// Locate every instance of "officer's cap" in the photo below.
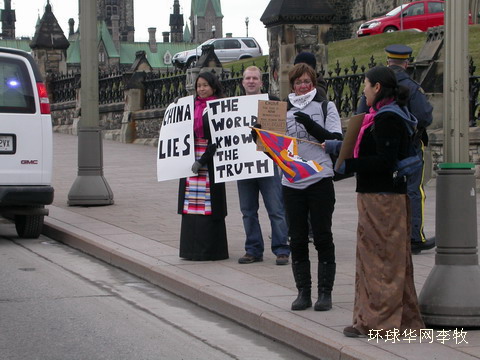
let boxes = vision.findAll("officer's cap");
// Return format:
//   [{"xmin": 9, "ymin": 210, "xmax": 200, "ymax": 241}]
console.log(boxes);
[{"xmin": 385, "ymin": 44, "xmax": 413, "ymax": 60}]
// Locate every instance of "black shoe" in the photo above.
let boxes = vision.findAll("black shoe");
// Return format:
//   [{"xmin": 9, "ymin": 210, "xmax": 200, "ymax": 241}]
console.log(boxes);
[
  {"xmin": 411, "ymin": 237, "xmax": 436, "ymax": 255},
  {"xmin": 343, "ymin": 326, "xmax": 366, "ymax": 338},
  {"xmin": 238, "ymin": 253, "xmax": 263, "ymax": 264}
]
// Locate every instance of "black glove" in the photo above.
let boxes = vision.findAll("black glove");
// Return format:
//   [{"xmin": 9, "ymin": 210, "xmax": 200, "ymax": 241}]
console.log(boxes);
[
  {"xmin": 294, "ymin": 111, "xmax": 315, "ymax": 130},
  {"xmin": 251, "ymin": 123, "xmax": 262, "ymax": 143},
  {"xmin": 294, "ymin": 111, "xmax": 342, "ymax": 143},
  {"xmin": 199, "ymin": 143, "xmax": 217, "ymax": 165},
  {"xmin": 191, "ymin": 161, "xmax": 202, "ymax": 174}
]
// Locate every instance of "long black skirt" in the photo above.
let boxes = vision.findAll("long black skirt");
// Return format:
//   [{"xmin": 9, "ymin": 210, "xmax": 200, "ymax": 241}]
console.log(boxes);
[{"xmin": 179, "ymin": 214, "xmax": 228, "ymax": 261}]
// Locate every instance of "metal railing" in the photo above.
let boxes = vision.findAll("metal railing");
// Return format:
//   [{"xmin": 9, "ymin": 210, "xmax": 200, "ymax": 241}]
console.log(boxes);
[{"xmin": 48, "ymin": 56, "xmax": 480, "ymax": 126}]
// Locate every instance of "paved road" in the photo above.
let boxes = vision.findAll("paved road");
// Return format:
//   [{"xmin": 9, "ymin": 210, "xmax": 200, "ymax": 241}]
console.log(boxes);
[{"xmin": 0, "ymin": 221, "xmax": 313, "ymax": 360}]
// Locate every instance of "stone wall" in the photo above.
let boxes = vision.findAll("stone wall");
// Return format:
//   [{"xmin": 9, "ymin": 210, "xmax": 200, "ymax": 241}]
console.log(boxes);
[
  {"xmin": 327, "ymin": 0, "xmax": 400, "ymax": 41},
  {"xmin": 267, "ymin": 23, "xmax": 330, "ymax": 100},
  {"xmin": 33, "ymin": 49, "xmax": 67, "ymax": 79}
]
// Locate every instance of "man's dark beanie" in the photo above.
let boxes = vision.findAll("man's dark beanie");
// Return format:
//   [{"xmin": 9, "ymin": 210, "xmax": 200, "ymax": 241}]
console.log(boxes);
[{"xmin": 294, "ymin": 52, "xmax": 317, "ymax": 69}]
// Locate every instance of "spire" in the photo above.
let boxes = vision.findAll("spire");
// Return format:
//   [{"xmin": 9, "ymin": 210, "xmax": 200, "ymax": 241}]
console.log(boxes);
[
  {"xmin": 170, "ymin": 0, "xmax": 184, "ymax": 42},
  {"xmin": 30, "ymin": 0, "xmax": 69, "ymax": 50},
  {"xmin": 1, "ymin": 0, "xmax": 16, "ymax": 39}
]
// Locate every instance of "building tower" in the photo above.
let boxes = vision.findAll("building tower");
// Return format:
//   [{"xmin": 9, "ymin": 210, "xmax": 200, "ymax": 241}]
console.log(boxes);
[
  {"xmin": 190, "ymin": 0, "xmax": 223, "ymax": 44},
  {"xmin": 0, "ymin": 0, "xmax": 16, "ymax": 39},
  {"xmin": 170, "ymin": 0, "xmax": 184, "ymax": 43},
  {"xmin": 93, "ymin": 0, "xmax": 134, "ymax": 42}
]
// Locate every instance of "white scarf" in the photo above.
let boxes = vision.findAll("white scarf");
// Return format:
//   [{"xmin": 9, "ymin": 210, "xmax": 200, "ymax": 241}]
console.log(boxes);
[{"xmin": 288, "ymin": 88, "xmax": 317, "ymax": 110}]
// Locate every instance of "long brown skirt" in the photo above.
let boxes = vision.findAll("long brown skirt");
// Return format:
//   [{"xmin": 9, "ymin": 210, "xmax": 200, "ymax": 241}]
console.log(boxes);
[{"xmin": 353, "ymin": 193, "xmax": 424, "ymax": 336}]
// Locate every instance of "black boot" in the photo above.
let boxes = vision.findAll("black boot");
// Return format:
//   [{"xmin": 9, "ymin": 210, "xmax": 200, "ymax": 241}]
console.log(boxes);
[
  {"xmin": 291, "ymin": 260, "xmax": 312, "ymax": 311},
  {"xmin": 314, "ymin": 262, "xmax": 336, "ymax": 311}
]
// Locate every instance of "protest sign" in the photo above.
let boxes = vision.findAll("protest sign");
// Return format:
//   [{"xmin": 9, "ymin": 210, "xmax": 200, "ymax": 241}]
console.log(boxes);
[
  {"xmin": 207, "ymin": 94, "xmax": 274, "ymax": 183},
  {"xmin": 157, "ymin": 95, "xmax": 195, "ymax": 181},
  {"xmin": 335, "ymin": 113, "xmax": 365, "ymax": 170},
  {"xmin": 256, "ymin": 100, "xmax": 287, "ymax": 151}
]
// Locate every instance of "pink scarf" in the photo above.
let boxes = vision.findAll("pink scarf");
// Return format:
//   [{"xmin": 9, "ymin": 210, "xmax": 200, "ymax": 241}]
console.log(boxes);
[
  {"xmin": 194, "ymin": 96, "xmax": 216, "ymax": 138},
  {"xmin": 353, "ymin": 98, "xmax": 393, "ymax": 158}
]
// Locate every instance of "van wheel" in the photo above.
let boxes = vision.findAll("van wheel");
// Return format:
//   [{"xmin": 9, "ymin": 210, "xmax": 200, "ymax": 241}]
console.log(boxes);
[
  {"xmin": 186, "ymin": 57, "xmax": 198, "ymax": 68},
  {"xmin": 15, "ymin": 215, "xmax": 44, "ymax": 239}
]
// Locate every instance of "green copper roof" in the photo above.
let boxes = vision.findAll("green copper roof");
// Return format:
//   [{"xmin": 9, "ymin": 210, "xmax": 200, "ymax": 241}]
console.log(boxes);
[
  {"xmin": 191, "ymin": 0, "xmax": 223, "ymax": 17},
  {"xmin": 98, "ymin": 20, "xmax": 119, "ymax": 58},
  {"xmin": 0, "ymin": 39, "xmax": 31, "ymax": 52},
  {"xmin": 119, "ymin": 42, "xmax": 198, "ymax": 67},
  {"xmin": 66, "ymin": 39, "xmax": 198, "ymax": 68}
]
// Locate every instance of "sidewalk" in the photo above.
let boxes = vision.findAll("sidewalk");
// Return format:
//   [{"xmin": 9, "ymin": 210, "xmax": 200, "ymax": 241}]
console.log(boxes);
[{"xmin": 44, "ymin": 133, "xmax": 480, "ymax": 360}]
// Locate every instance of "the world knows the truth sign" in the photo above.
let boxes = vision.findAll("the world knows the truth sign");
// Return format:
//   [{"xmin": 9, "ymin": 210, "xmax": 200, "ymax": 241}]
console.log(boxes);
[{"xmin": 207, "ymin": 94, "xmax": 274, "ymax": 183}]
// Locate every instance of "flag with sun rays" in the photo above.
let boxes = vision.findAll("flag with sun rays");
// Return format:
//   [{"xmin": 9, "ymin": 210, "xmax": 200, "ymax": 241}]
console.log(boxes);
[{"xmin": 253, "ymin": 128, "xmax": 323, "ymax": 183}]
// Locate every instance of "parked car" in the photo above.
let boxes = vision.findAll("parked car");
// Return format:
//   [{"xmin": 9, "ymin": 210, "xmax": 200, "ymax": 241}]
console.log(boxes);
[
  {"xmin": 357, "ymin": 0, "xmax": 449, "ymax": 36},
  {"xmin": 0, "ymin": 47, "xmax": 54, "ymax": 238},
  {"xmin": 172, "ymin": 37, "xmax": 262, "ymax": 68}
]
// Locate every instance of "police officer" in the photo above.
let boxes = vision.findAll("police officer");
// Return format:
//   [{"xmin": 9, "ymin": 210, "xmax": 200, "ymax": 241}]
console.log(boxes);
[{"xmin": 357, "ymin": 44, "xmax": 435, "ymax": 254}]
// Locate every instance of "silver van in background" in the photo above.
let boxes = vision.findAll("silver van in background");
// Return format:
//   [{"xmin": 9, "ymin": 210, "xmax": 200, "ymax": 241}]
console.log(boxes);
[{"xmin": 172, "ymin": 37, "xmax": 263, "ymax": 69}]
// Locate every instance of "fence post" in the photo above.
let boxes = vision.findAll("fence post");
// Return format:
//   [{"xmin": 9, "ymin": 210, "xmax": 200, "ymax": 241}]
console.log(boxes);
[{"xmin": 120, "ymin": 71, "xmax": 145, "ymax": 143}]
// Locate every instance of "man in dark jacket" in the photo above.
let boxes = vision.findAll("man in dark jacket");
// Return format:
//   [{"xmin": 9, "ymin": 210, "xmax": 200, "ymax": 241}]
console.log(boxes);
[{"xmin": 357, "ymin": 44, "xmax": 435, "ymax": 254}]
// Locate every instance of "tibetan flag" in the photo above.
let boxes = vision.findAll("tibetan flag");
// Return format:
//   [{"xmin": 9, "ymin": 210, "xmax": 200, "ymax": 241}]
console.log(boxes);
[{"xmin": 253, "ymin": 128, "xmax": 323, "ymax": 183}]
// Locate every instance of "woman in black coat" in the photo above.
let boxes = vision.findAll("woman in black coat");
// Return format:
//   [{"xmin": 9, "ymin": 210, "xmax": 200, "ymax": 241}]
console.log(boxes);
[{"xmin": 177, "ymin": 72, "xmax": 228, "ymax": 261}]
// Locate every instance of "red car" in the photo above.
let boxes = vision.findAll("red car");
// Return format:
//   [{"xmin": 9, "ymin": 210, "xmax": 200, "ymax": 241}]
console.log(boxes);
[{"xmin": 357, "ymin": 0, "xmax": 447, "ymax": 36}]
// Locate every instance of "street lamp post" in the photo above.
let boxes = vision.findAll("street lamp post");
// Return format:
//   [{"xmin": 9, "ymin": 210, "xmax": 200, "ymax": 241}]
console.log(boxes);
[
  {"xmin": 418, "ymin": 0, "xmax": 480, "ymax": 326},
  {"xmin": 211, "ymin": 25, "xmax": 216, "ymax": 38},
  {"xmin": 245, "ymin": 17, "xmax": 249, "ymax": 37},
  {"xmin": 68, "ymin": 0, "xmax": 114, "ymax": 206}
]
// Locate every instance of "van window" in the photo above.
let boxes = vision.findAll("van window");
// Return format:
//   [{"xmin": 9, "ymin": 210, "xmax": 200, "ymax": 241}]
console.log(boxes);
[
  {"xmin": 242, "ymin": 39, "xmax": 257, "ymax": 48},
  {"xmin": 224, "ymin": 39, "xmax": 241, "ymax": 49},
  {"xmin": 0, "ymin": 58, "xmax": 35, "ymax": 114},
  {"xmin": 212, "ymin": 40, "xmax": 225, "ymax": 49}
]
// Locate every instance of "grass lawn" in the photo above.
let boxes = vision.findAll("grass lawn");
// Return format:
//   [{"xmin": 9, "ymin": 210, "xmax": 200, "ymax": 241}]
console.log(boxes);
[{"xmin": 223, "ymin": 25, "xmax": 480, "ymax": 75}]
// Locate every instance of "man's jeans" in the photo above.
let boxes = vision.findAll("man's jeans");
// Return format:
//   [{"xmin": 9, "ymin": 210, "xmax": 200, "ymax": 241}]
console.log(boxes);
[{"xmin": 237, "ymin": 168, "xmax": 290, "ymax": 257}]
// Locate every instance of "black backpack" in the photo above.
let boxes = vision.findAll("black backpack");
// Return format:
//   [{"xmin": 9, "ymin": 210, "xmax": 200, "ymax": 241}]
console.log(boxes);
[
  {"xmin": 376, "ymin": 104, "xmax": 422, "ymax": 182},
  {"xmin": 320, "ymin": 101, "xmax": 354, "ymax": 181}
]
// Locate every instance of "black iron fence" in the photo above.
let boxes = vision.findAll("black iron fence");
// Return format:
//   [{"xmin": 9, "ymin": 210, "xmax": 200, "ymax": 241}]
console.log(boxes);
[{"xmin": 48, "ymin": 57, "xmax": 480, "ymax": 126}]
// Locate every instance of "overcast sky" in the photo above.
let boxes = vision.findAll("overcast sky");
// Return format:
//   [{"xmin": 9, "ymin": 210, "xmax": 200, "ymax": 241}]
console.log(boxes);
[{"xmin": 7, "ymin": 0, "xmax": 271, "ymax": 51}]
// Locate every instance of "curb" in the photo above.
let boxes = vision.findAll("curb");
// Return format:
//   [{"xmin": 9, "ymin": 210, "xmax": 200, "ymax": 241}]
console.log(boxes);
[{"xmin": 42, "ymin": 215, "xmax": 402, "ymax": 360}]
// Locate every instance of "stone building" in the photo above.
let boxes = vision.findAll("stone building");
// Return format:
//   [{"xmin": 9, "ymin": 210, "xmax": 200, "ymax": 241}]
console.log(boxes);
[
  {"xmin": 190, "ymin": 0, "xmax": 223, "ymax": 43},
  {"xmin": 95, "ymin": 0, "xmax": 135, "ymax": 42},
  {"xmin": 170, "ymin": 0, "xmax": 185, "ymax": 42},
  {"xmin": 0, "ymin": 0, "xmax": 15, "ymax": 39},
  {"xmin": 29, "ymin": 1, "xmax": 70, "ymax": 77}
]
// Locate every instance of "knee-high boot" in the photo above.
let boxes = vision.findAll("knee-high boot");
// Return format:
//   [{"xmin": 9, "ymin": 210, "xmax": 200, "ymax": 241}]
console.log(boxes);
[
  {"xmin": 314, "ymin": 262, "xmax": 336, "ymax": 311},
  {"xmin": 291, "ymin": 260, "xmax": 312, "ymax": 311}
]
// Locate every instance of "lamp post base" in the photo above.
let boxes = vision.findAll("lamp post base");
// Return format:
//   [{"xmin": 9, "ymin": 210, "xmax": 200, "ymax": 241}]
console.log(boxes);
[
  {"xmin": 68, "ymin": 175, "xmax": 114, "ymax": 206},
  {"xmin": 419, "ymin": 264, "xmax": 480, "ymax": 326},
  {"xmin": 419, "ymin": 167, "xmax": 480, "ymax": 327}
]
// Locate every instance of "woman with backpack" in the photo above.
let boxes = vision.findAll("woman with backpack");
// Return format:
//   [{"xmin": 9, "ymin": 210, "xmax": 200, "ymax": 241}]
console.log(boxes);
[
  {"xmin": 331, "ymin": 65, "xmax": 424, "ymax": 337},
  {"xmin": 284, "ymin": 63, "xmax": 343, "ymax": 312}
]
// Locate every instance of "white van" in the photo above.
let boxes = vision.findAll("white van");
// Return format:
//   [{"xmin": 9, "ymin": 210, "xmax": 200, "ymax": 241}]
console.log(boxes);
[{"xmin": 0, "ymin": 47, "xmax": 54, "ymax": 238}]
